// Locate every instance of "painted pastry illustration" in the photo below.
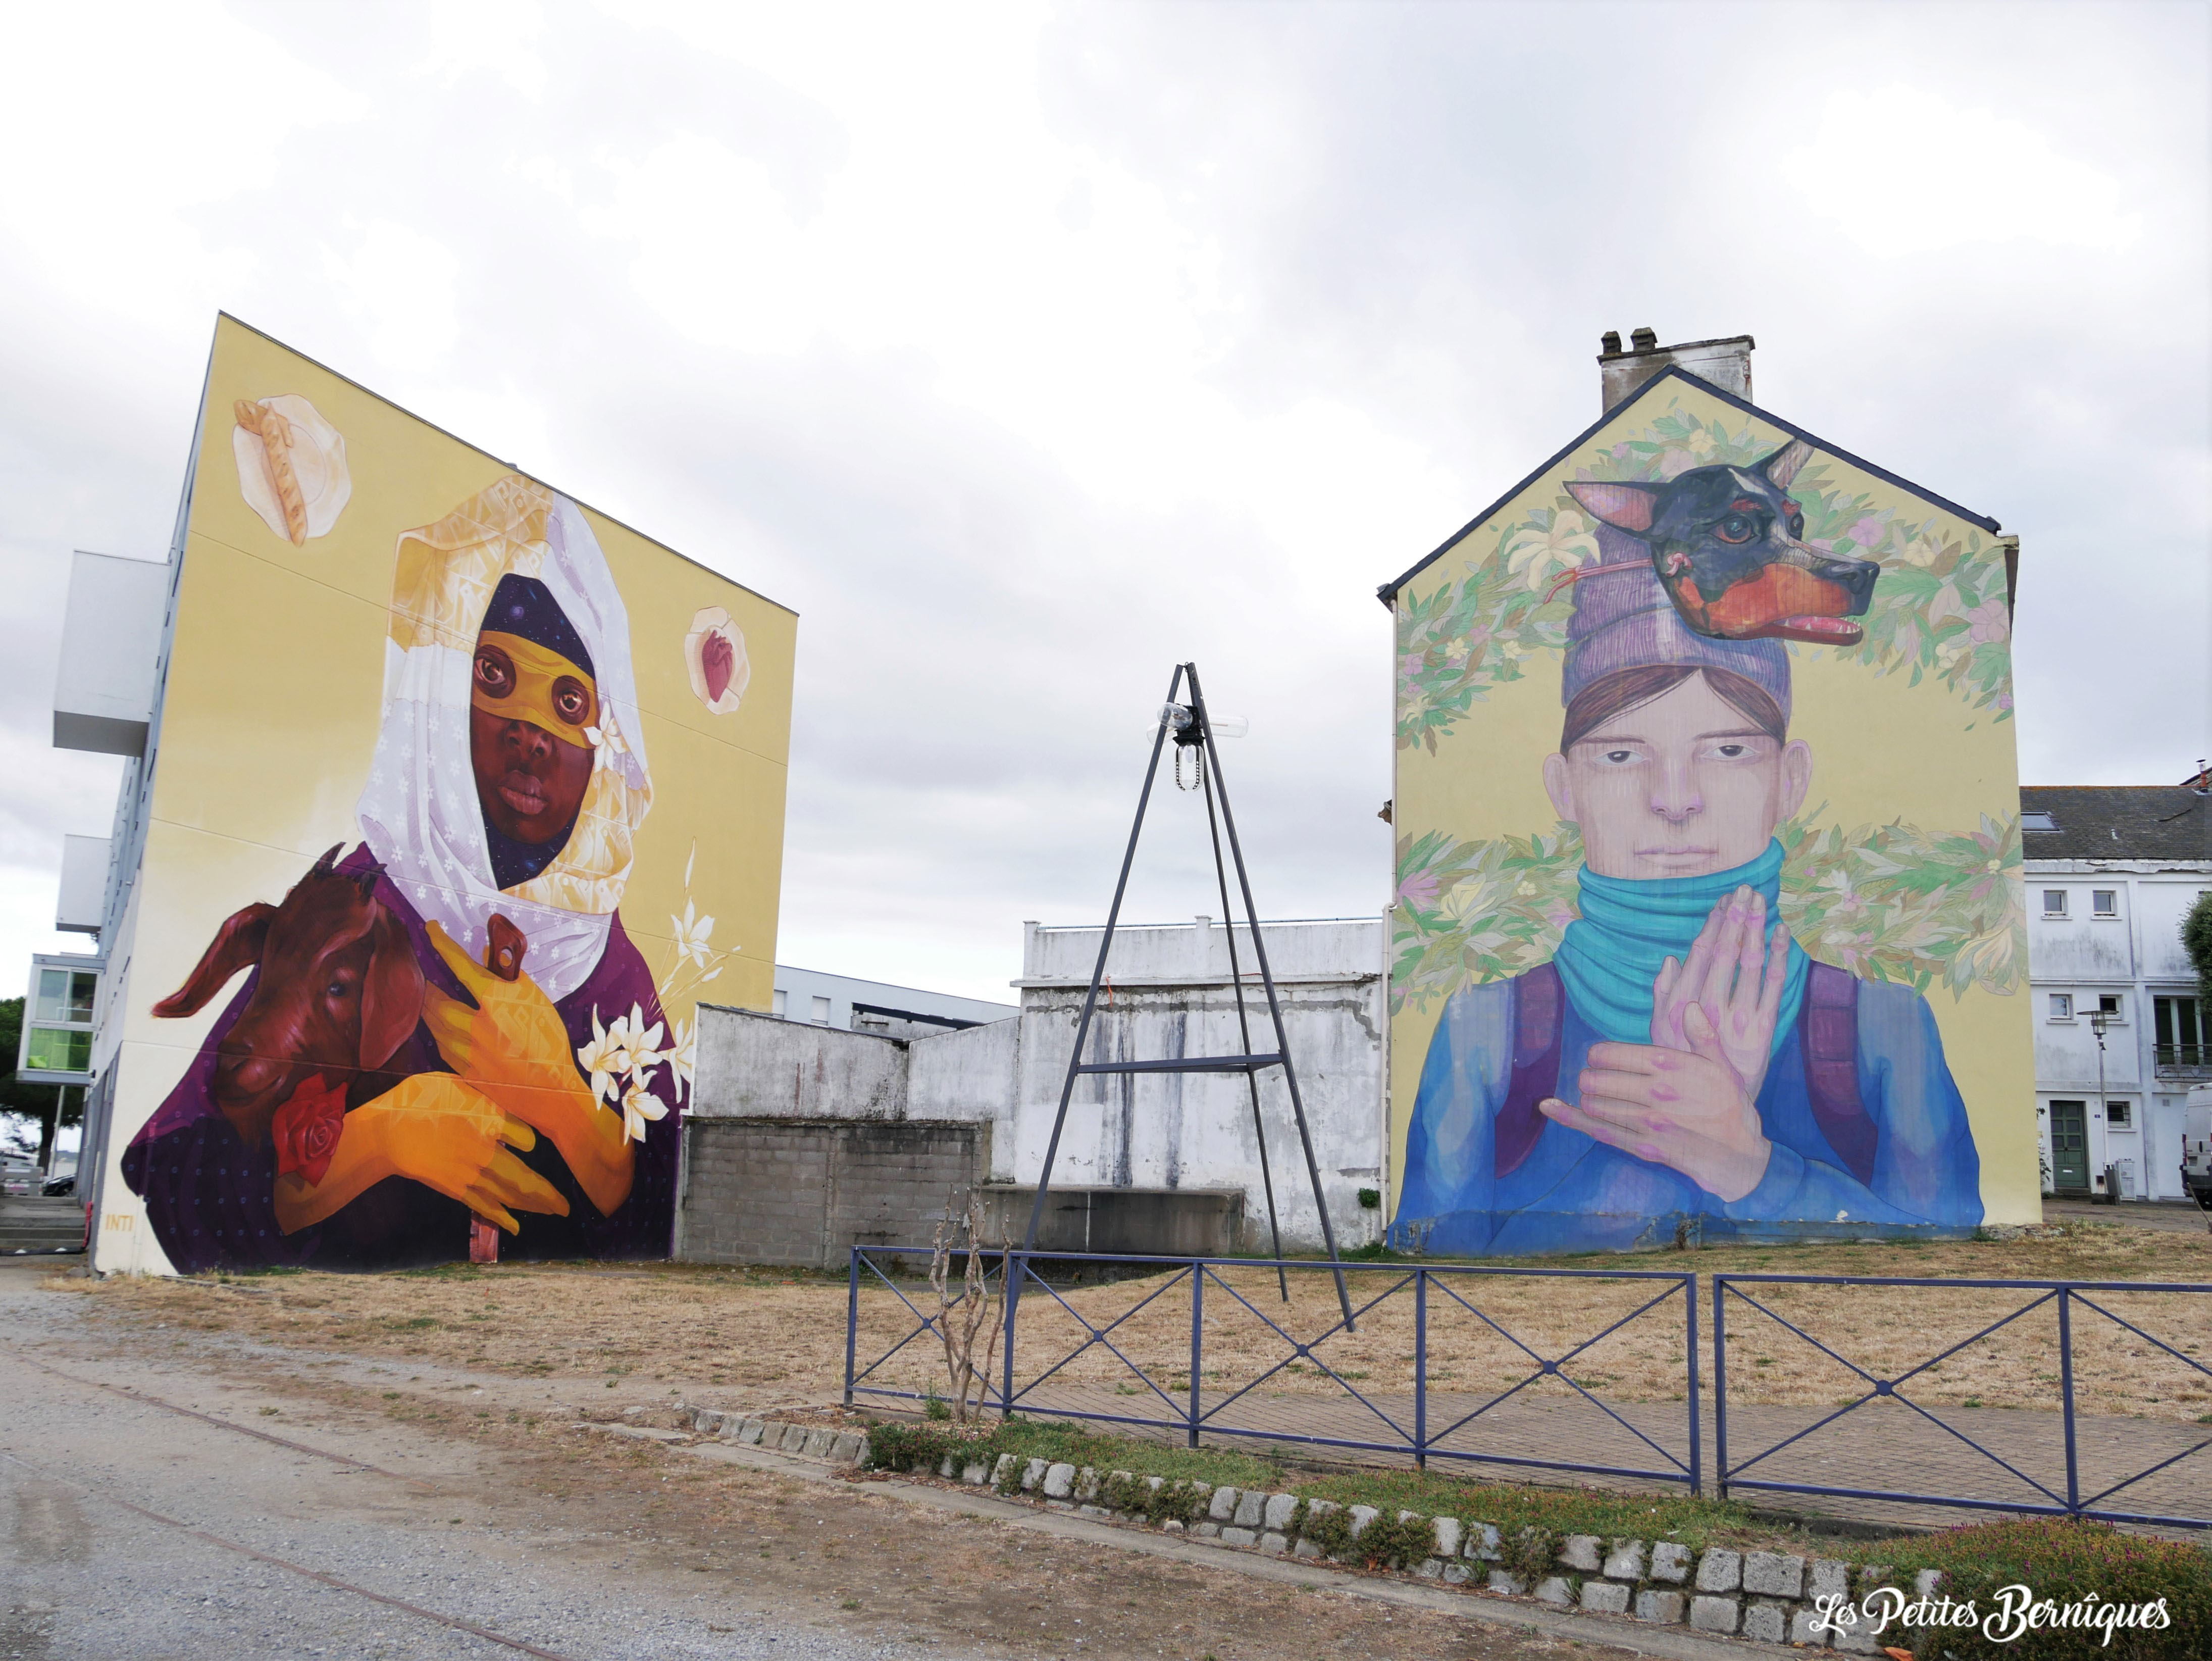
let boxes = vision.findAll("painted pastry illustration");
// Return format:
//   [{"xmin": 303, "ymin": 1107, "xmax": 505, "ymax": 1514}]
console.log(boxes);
[
  {"xmin": 232, "ymin": 395, "xmax": 351, "ymax": 545},
  {"xmin": 684, "ymin": 606, "xmax": 750, "ymax": 714}
]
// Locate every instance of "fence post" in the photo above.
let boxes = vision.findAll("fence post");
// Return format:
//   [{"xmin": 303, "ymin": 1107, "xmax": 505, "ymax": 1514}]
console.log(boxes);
[
  {"xmin": 1685, "ymin": 1273, "xmax": 1702, "ymax": 1497},
  {"xmin": 2057, "ymin": 1285, "xmax": 2080, "ymax": 1516},
  {"xmin": 844, "ymin": 1246, "xmax": 860, "ymax": 1407},
  {"xmin": 1002, "ymin": 1250, "xmax": 1020, "ymax": 1422},
  {"xmin": 1189, "ymin": 1262, "xmax": 1205, "ymax": 1449},
  {"xmin": 1711, "ymin": 1276, "xmax": 1729, "ymax": 1502},
  {"xmin": 1414, "ymin": 1268, "xmax": 1428, "ymax": 1471}
]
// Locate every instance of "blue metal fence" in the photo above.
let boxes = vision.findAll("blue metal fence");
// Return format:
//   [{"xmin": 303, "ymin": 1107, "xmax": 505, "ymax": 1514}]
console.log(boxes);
[
  {"xmin": 1714, "ymin": 1274, "xmax": 2212, "ymax": 1529},
  {"xmin": 845, "ymin": 1246, "xmax": 1702, "ymax": 1491}
]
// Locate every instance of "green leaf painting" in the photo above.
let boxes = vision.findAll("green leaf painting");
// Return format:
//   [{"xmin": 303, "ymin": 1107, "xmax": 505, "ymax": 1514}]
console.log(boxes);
[
  {"xmin": 1390, "ymin": 810, "xmax": 2026, "ymax": 1018},
  {"xmin": 1395, "ymin": 405, "xmax": 2014, "ymax": 753}
]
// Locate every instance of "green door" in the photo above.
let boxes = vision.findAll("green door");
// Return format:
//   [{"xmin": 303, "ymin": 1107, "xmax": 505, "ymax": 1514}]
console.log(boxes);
[{"xmin": 2049, "ymin": 1100, "xmax": 2090, "ymax": 1193}]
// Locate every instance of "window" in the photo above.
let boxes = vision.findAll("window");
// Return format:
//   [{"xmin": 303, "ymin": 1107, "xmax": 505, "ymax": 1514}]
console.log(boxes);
[
  {"xmin": 2092, "ymin": 889, "xmax": 2119, "ymax": 917},
  {"xmin": 2042, "ymin": 889, "xmax": 2068, "ymax": 917},
  {"xmin": 771, "ymin": 988, "xmax": 787, "ymax": 1017},
  {"xmin": 33, "ymin": 967, "xmax": 97, "ymax": 1025},
  {"xmin": 2021, "ymin": 810, "xmax": 2057, "ymax": 832},
  {"xmin": 809, "ymin": 994, "xmax": 833, "ymax": 1024},
  {"xmin": 24, "ymin": 1026, "xmax": 91, "ymax": 1072},
  {"xmin": 2155, "ymin": 995, "xmax": 2206, "ymax": 1067},
  {"xmin": 2106, "ymin": 1100, "xmax": 2133, "ymax": 1129},
  {"xmin": 16, "ymin": 955, "xmax": 102, "ymax": 1083},
  {"xmin": 2098, "ymin": 994, "xmax": 2125, "ymax": 1021},
  {"xmin": 2049, "ymin": 993, "xmax": 2074, "ymax": 1021}
]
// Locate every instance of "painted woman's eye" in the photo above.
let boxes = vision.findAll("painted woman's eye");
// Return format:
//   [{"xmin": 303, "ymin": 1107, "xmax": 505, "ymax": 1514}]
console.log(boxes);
[
  {"xmin": 1715, "ymin": 514, "xmax": 1756, "ymax": 544},
  {"xmin": 474, "ymin": 647, "xmax": 515, "ymax": 698},
  {"xmin": 552, "ymin": 676, "xmax": 592, "ymax": 726},
  {"xmin": 1603, "ymin": 748, "xmax": 1635, "ymax": 764},
  {"xmin": 1715, "ymin": 743, "xmax": 1748, "ymax": 759},
  {"xmin": 1788, "ymin": 512, "xmax": 1806, "ymax": 539}
]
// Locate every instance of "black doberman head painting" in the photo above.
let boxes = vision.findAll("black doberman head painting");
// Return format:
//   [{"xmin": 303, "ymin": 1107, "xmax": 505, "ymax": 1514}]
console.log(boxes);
[{"xmin": 1565, "ymin": 441, "xmax": 1881, "ymax": 644}]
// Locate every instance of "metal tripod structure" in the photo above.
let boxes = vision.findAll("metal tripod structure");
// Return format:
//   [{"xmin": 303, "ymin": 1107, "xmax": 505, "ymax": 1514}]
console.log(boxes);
[{"xmin": 1018, "ymin": 662, "xmax": 1354, "ymax": 1332}]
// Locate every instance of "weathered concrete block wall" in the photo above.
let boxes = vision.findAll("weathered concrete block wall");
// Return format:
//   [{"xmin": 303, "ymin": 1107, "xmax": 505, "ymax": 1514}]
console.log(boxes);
[
  {"xmin": 1010, "ymin": 917, "xmax": 1385, "ymax": 1252},
  {"xmin": 693, "ymin": 1005, "xmax": 909, "ymax": 1120},
  {"xmin": 979, "ymin": 1184, "xmax": 1244, "ymax": 1256},
  {"xmin": 906, "ymin": 1016, "xmax": 1017, "ymax": 1125},
  {"xmin": 679, "ymin": 1118, "xmax": 988, "ymax": 1269}
]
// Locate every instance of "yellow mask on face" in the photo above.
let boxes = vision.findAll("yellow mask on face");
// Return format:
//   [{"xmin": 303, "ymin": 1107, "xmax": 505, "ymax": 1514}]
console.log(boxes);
[{"xmin": 471, "ymin": 631, "xmax": 598, "ymax": 739}]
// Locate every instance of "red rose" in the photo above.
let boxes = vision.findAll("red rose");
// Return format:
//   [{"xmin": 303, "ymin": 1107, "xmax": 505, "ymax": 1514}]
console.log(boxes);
[{"xmin": 272, "ymin": 1075, "xmax": 347, "ymax": 1187}]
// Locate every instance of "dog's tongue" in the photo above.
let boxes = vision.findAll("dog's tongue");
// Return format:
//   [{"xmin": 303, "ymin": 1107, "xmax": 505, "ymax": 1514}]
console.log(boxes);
[{"xmin": 1778, "ymin": 617, "xmax": 1864, "ymax": 644}]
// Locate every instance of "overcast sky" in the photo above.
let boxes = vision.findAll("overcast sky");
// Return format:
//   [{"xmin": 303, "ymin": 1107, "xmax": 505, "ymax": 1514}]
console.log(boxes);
[{"xmin": 2, "ymin": 0, "xmax": 2205, "ymax": 1008}]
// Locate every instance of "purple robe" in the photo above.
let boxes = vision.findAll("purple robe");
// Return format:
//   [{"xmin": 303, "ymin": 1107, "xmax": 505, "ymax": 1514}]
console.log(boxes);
[{"xmin": 122, "ymin": 844, "xmax": 681, "ymax": 1272}]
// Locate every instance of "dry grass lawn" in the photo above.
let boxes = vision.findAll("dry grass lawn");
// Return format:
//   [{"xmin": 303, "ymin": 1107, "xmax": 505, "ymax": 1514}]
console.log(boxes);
[{"xmin": 71, "ymin": 1218, "xmax": 2212, "ymax": 1428}]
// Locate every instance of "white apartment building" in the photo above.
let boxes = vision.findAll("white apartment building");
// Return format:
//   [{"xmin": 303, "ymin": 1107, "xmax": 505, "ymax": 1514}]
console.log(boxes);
[{"xmin": 2023, "ymin": 782, "xmax": 2210, "ymax": 1200}]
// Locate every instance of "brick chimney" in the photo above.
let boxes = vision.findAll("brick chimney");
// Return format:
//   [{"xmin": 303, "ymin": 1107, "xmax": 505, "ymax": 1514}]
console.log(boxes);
[{"xmin": 1599, "ymin": 329, "xmax": 1754, "ymax": 413}]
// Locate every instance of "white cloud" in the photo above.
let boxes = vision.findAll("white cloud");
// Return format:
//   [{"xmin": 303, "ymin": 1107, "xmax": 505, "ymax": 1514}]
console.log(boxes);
[
  {"xmin": 0, "ymin": 0, "xmax": 2202, "ymax": 1004},
  {"xmin": 1783, "ymin": 85, "xmax": 2143, "ymax": 256}
]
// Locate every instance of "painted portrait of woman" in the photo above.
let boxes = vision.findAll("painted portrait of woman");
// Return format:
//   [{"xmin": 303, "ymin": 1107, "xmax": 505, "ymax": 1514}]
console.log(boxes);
[
  {"xmin": 1393, "ymin": 514, "xmax": 1986, "ymax": 1255},
  {"xmin": 122, "ymin": 476, "xmax": 686, "ymax": 1270}
]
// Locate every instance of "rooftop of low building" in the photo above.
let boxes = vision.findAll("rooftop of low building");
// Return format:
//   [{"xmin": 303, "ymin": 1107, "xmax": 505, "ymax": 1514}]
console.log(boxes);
[{"xmin": 2020, "ymin": 780, "xmax": 2212, "ymax": 862}]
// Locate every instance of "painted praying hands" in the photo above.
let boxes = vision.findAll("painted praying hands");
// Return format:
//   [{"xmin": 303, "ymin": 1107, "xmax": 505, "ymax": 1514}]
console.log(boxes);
[{"xmin": 1538, "ymin": 887, "xmax": 1786, "ymax": 1203}]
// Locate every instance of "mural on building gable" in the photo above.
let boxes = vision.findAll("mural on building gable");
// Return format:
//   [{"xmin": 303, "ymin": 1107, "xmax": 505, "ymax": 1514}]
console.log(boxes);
[
  {"xmin": 109, "ymin": 320, "xmax": 791, "ymax": 1273},
  {"xmin": 1387, "ymin": 381, "xmax": 2035, "ymax": 1255}
]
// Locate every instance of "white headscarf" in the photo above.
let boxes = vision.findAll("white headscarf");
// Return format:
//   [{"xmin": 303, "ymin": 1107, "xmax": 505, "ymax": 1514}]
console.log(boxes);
[{"xmin": 357, "ymin": 475, "xmax": 653, "ymax": 1003}]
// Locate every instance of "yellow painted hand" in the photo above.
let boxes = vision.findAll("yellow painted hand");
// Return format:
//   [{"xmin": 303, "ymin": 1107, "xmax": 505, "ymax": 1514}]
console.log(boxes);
[
  {"xmin": 419, "ymin": 920, "xmax": 634, "ymax": 1219},
  {"xmin": 272, "ymin": 1072, "xmax": 568, "ymax": 1236}
]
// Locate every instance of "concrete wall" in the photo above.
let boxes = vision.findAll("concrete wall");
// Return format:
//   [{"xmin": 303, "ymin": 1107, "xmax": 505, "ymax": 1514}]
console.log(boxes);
[
  {"xmin": 679, "ymin": 1118, "xmax": 988, "ymax": 1270},
  {"xmin": 1006, "ymin": 916, "xmax": 1385, "ymax": 1252},
  {"xmin": 685, "ymin": 916, "xmax": 1386, "ymax": 1259},
  {"xmin": 693, "ymin": 1004, "xmax": 912, "ymax": 1120}
]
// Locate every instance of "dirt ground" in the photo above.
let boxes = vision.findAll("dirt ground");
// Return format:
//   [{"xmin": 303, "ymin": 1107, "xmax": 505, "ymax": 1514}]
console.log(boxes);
[
  {"xmin": 72, "ymin": 1218, "xmax": 2212, "ymax": 1429},
  {"xmin": 17, "ymin": 1263, "xmax": 1621, "ymax": 1661}
]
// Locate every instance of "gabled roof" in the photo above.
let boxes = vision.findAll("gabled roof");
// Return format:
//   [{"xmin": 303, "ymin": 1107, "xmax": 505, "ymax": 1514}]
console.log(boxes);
[
  {"xmin": 1376, "ymin": 365, "xmax": 2004, "ymax": 608},
  {"xmin": 2021, "ymin": 786, "xmax": 2212, "ymax": 863}
]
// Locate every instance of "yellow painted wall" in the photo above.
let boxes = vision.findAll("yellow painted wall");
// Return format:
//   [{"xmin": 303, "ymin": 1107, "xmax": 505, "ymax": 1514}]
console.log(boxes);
[
  {"xmin": 1388, "ymin": 377, "xmax": 2038, "ymax": 1236},
  {"xmin": 97, "ymin": 316, "xmax": 794, "ymax": 1273}
]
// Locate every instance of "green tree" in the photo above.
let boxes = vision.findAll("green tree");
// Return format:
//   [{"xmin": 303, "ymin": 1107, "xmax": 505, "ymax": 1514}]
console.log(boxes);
[
  {"xmin": 0, "ymin": 997, "xmax": 81, "ymax": 1171},
  {"xmin": 2185, "ymin": 891, "xmax": 2212, "ymax": 1006}
]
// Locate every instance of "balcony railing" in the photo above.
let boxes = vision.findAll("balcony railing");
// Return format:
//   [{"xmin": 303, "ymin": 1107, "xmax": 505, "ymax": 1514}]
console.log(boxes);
[{"xmin": 2154, "ymin": 1043, "xmax": 2210, "ymax": 1078}]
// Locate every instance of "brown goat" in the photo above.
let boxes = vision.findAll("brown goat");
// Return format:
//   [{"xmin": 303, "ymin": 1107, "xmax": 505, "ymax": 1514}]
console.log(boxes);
[{"xmin": 152, "ymin": 845, "xmax": 425, "ymax": 1148}]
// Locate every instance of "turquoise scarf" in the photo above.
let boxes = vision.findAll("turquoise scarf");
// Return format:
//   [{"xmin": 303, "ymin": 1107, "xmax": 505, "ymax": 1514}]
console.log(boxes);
[{"xmin": 1552, "ymin": 839, "xmax": 1808, "ymax": 1052}]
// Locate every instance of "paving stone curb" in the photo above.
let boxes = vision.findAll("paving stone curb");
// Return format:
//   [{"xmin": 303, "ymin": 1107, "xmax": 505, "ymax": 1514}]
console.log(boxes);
[
  {"xmin": 817, "ymin": 1428, "xmax": 1916, "ymax": 1654},
  {"xmin": 682, "ymin": 1407, "xmax": 871, "ymax": 1467}
]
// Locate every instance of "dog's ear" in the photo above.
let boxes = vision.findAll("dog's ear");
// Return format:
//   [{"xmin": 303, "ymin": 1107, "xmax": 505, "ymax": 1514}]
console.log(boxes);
[
  {"xmin": 151, "ymin": 903, "xmax": 277, "ymax": 1018},
  {"xmin": 357, "ymin": 904, "xmax": 426, "ymax": 1070},
  {"xmin": 1757, "ymin": 440, "xmax": 1815, "ymax": 490},
  {"xmin": 1565, "ymin": 479, "xmax": 1660, "ymax": 534}
]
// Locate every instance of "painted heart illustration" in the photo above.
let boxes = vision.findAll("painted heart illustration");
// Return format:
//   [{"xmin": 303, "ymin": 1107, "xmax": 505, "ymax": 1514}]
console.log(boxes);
[{"xmin": 701, "ymin": 630, "xmax": 735, "ymax": 705}]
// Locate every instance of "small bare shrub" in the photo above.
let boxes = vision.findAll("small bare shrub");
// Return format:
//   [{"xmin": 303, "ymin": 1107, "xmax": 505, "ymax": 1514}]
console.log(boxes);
[{"xmin": 928, "ymin": 1190, "xmax": 1004, "ymax": 1425}]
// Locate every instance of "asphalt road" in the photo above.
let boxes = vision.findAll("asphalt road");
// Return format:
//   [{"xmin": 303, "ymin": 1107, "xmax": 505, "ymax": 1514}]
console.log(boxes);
[{"xmin": 0, "ymin": 1263, "xmax": 931, "ymax": 1661}]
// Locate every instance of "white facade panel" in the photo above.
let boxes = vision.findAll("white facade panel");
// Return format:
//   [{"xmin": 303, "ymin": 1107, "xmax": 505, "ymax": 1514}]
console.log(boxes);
[
  {"xmin": 52, "ymin": 550, "xmax": 170, "ymax": 757},
  {"xmin": 56, "ymin": 834, "xmax": 112, "ymax": 935}
]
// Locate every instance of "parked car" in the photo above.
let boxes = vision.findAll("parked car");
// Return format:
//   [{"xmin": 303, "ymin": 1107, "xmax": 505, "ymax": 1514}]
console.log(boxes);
[{"xmin": 41, "ymin": 1171, "xmax": 75, "ymax": 1197}]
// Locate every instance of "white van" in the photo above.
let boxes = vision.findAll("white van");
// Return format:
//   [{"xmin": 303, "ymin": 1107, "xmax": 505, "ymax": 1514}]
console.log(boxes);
[{"xmin": 2185, "ymin": 1085, "xmax": 2212, "ymax": 1211}]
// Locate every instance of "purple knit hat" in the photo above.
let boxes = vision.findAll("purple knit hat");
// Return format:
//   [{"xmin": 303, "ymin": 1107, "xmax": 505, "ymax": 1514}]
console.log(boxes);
[{"xmin": 1560, "ymin": 525, "xmax": 1793, "ymax": 723}]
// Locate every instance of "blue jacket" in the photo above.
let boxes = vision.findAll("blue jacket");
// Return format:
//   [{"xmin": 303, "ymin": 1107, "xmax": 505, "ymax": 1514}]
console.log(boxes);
[{"xmin": 1393, "ymin": 971, "xmax": 1983, "ymax": 1254}]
